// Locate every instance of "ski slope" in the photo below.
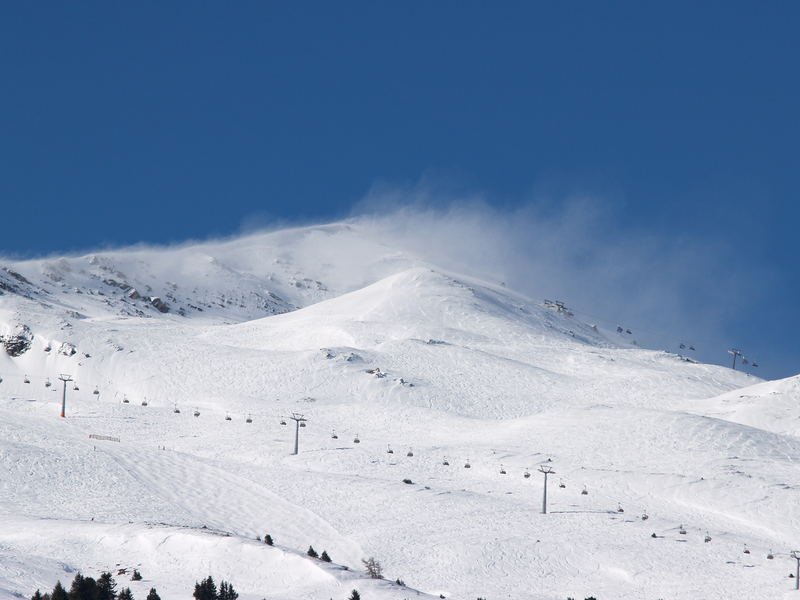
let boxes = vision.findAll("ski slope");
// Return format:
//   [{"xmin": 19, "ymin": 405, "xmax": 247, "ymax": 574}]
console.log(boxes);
[{"xmin": 1, "ymin": 222, "xmax": 797, "ymax": 600}]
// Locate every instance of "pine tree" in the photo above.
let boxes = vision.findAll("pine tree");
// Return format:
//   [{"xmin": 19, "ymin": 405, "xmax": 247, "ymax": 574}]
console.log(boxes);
[
  {"xmin": 193, "ymin": 577, "xmax": 217, "ymax": 600},
  {"xmin": 218, "ymin": 581, "xmax": 238, "ymax": 600},
  {"xmin": 51, "ymin": 582, "xmax": 68, "ymax": 600},
  {"xmin": 264, "ymin": 534, "xmax": 273, "ymax": 546},
  {"xmin": 145, "ymin": 589, "xmax": 160, "ymax": 600},
  {"xmin": 348, "ymin": 591, "xmax": 360, "ymax": 600},
  {"xmin": 320, "ymin": 551, "xmax": 331, "ymax": 563},
  {"xmin": 307, "ymin": 546, "xmax": 319, "ymax": 558},
  {"xmin": 131, "ymin": 570, "xmax": 142, "ymax": 582},
  {"xmin": 68, "ymin": 574, "xmax": 98, "ymax": 600},
  {"xmin": 117, "ymin": 589, "xmax": 134, "ymax": 600},
  {"xmin": 97, "ymin": 573, "xmax": 117, "ymax": 600},
  {"xmin": 32, "ymin": 589, "xmax": 44, "ymax": 600}
]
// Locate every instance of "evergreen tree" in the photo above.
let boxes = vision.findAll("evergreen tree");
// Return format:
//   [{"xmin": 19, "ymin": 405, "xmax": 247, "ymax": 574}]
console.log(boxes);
[
  {"xmin": 348, "ymin": 591, "xmax": 360, "ymax": 600},
  {"xmin": 130, "ymin": 571, "xmax": 142, "ymax": 582},
  {"xmin": 32, "ymin": 589, "xmax": 43, "ymax": 600},
  {"xmin": 52, "ymin": 582, "xmax": 68, "ymax": 600},
  {"xmin": 145, "ymin": 589, "xmax": 160, "ymax": 600},
  {"xmin": 193, "ymin": 577, "xmax": 217, "ymax": 600},
  {"xmin": 264, "ymin": 535, "xmax": 273, "ymax": 546},
  {"xmin": 307, "ymin": 546, "xmax": 318, "ymax": 558},
  {"xmin": 117, "ymin": 589, "xmax": 133, "ymax": 600},
  {"xmin": 68, "ymin": 575, "xmax": 99, "ymax": 600},
  {"xmin": 218, "ymin": 581, "xmax": 238, "ymax": 600},
  {"xmin": 320, "ymin": 551, "xmax": 331, "ymax": 563},
  {"xmin": 97, "ymin": 573, "xmax": 117, "ymax": 600}
]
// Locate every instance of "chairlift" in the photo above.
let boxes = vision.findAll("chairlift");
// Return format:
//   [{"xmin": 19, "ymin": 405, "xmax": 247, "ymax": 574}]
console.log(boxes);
[
  {"xmin": 499, "ymin": 465, "xmax": 506, "ymax": 475},
  {"xmin": 524, "ymin": 470, "xmax": 531, "ymax": 479},
  {"xmin": 225, "ymin": 414, "xmax": 232, "ymax": 421},
  {"xmin": 24, "ymin": 375, "xmax": 30, "ymax": 384},
  {"xmin": 767, "ymin": 550, "xmax": 774, "ymax": 560},
  {"xmin": 193, "ymin": 408, "xmax": 200, "ymax": 417},
  {"xmin": 406, "ymin": 449, "xmax": 413, "ymax": 457},
  {"xmin": 45, "ymin": 378, "xmax": 52, "ymax": 387},
  {"xmin": 704, "ymin": 532, "xmax": 712, "ymax": 543},
  {"xmin": 246, "ymin": 414, "xmax": 253, "ymax": 423},
  {"xmin": 442, "ymin": 457, "xmax": 449, "ymax": 466},
  {"xmin": 331, "ymin": 430, "xmax": 338, "ymax": 439},
  {"xmin": 93, "ymin": 386, "xmax": 100, "ymax": 395},
  {"xmin": 679, "ymin": 525, "xmax": 687, "ymax": 535},
  {"xmin": 581, "ymin": 485, "xmax": 588, "ymax": 495},
  {"xmin": 464, "ymin": 459, "xmax": 471, "ymax": 469},
  {"xmin": 353, "ymin": 434, "xmax": 360, "ymax": 443},
  {"xmin": 558, "ymin": 479, "xmax": 566, "ymax": 488},
  {"xmin": 387, "ymin": 445, "xmax": 394, "ymax": 454},
  {"xmin": 617, "ymin": 503, "xmax": 624, "ymax": 513}
]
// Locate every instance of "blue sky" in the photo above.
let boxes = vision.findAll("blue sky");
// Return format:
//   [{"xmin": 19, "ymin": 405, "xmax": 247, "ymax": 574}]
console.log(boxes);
[{"xmin": 1, "ymin": 2, "xmax": 797, "ymax": 379}]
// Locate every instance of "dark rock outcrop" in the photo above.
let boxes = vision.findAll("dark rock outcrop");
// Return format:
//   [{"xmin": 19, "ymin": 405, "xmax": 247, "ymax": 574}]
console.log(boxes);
[{"xmin": 1, "ymin": 324, "xmax": 33, "ymax": 357}]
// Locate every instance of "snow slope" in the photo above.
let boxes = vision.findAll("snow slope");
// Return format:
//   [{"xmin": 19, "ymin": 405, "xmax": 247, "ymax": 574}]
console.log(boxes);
[{"xmin": 0, "ymin": 222, "xmax": 797, "ymax": 600}]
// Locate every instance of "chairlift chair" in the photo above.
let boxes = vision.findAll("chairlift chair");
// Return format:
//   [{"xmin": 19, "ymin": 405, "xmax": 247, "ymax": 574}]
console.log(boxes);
[
  {"xmin": 464, "ymin": 459, "xmax": 471, "ymax": 469},
  {"xmin": 246, "ymin": 414, "xmax": 253, "ymax": 423},
  {"xmin": 24, "ymin": 375, "xmax": 30, "ymax": 383},
  {"xmin": 617, "ymin": 503, "xmax": 624, "ymax": 513},
  {"xmin": 45, "ymin": 378, "xmax": 52, "ymax": 387},
  {"xmin": 193, "ymin": 408, "xmax": 200, "ymax": 417},
  {"xmin": 558, "ymin": 479, "xmax": 566, "ymax": 488},
  {"xmin": 280, "ymin": 419, "xmax": 287, "ymax": 425},
  {"xmin": 93, "ymin": 386, "xmax": 100, "ymax": 395},
  {"xmin": 173, "ymin": 405, "xmax": 181, "ymax": 414},
  {"xmin": 141, "ymin": 399, "xmax": 148, "ymax": 406},
  {"xmin": 678, "ymin": 525, "xmax": 687, "ymax": 535},
  {"xmin": 524, "ymin": 470, "xmax": 531, "ymax": 479},
  {"xmin": 299, "ymin": 421, "xmax": 306, "ymax": 427},
  {"xmin": 387, "ymin": 445, "xmax": 394, "ymax": 454},
  {"xmin": 73, "ymin": 384, "xmax": 80, "ymax": 391},
  {"xmin": 353, "ymin": 434, "xmax": 360, "ymax": 443},
  {"xmin": 442, "ymin": 457, "xmax": 449, "ymax": 466},
  {"xmin": 331, "ymin": 430, "xmax": 338, "ymax": 439},
  {"xmin": 641, "ymin": 511, "xmax": 649, "ymax": 521},
  {"xmin": 407, "ymin": 449, "xmax": 413, "ymax": 457},
  {"xmin": 689, "ymin": 345, "xmax": 696, "ymax": 351},
  {"xmin": 767, "ymin": 550, "xmax": 774, "ymax": 559},
  {"xmin": 743, "ymin": 545, "xmax": 750, "ymax": 554},
  {"xmin": 581, "ymin": 485, "xmax": 588, "ymax": 495},
  {"xmin": 704, "ymin": 532, "xmax": 712, "ymax": 543},
  {"xmin": 225, "ymin": 414, "xmax": 232, "ymax": 421},
  {"xmin": 499, "ymin": 465, "xmax": 506, "ymax": 474},
  {"xmin": 122, "ymin": 395, "xmax": 130, "ymax": 404}
]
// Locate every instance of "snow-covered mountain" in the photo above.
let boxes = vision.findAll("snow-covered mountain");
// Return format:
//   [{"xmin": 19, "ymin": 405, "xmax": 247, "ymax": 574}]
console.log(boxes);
[{"xmin": 0, "ymin": 221, "xmax": 796, "ymax": 600}]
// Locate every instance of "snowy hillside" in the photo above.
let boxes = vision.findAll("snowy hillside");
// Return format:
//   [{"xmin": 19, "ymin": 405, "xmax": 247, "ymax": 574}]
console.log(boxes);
[{"xmin": 1, "ymin": 222, "xmax": 798, "ymax": 600}]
